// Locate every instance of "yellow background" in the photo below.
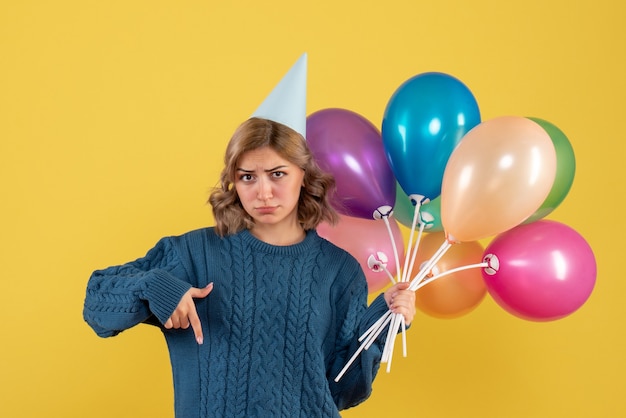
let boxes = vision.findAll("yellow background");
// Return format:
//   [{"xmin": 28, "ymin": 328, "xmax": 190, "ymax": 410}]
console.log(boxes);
[{"xmin": 1, "ymin": 1, "xmax": 623, "ymax": 417}]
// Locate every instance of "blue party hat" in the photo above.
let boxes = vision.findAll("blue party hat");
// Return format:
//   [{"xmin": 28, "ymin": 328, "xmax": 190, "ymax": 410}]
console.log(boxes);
[{"xmin": 251, "ymin": 53, "xmax": 307, "ymax": 138}]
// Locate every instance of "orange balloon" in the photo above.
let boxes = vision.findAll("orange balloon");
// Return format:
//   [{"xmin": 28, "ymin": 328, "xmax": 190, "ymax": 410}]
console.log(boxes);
[
  {"xmin": 441, "ymin": 116, "xmax": 556, "ymax": 242},
  {"xmin": 411, "ymin": 232, "xmax": 486, "ymax": 319}
]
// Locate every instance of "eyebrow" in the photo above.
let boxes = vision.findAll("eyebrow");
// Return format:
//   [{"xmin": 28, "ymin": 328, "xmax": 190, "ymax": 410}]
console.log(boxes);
[{"xmin": 236, "ymin": 165, "xmax": 288, "ymax": 173}]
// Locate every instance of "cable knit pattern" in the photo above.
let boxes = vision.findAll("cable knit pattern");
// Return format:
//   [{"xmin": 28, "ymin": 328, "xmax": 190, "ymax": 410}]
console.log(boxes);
[{"xmin": 83, "ymin": 227, "xmax": 390, "ymax": 417}]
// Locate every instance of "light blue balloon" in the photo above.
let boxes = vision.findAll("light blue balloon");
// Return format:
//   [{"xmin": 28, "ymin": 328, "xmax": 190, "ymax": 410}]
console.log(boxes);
[{"xmin": 382, "ymin": 72, "xmax": 481, "ymax": 200}]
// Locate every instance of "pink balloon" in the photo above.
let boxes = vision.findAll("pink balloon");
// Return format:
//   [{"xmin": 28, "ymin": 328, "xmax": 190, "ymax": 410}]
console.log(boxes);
[
  {"xmin": 318, "ymin": 214, "xmax": 404, "ymax": 293},
  {"xmin": 441, "ymin": 116, "xmax": 557, "ymax": 242},
  {"xmin": 307, "ymin": 108, "xmax": 396, "ymax": 220},
  {"xmin": 482, "ymin": 220, "xmax": 596, "ymax": 321}
]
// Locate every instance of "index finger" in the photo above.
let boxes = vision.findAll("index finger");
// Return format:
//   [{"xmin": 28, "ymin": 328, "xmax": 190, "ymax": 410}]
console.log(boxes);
[{"xmin": 188, "ymin": 306, "xmax": 203, "ymax": 345}]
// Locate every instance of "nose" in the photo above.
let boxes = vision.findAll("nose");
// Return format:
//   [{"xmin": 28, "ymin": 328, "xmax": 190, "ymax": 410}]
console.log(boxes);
[{"xmin": 257, "ymin": 177, "xmax": 273, "ymax": 200}]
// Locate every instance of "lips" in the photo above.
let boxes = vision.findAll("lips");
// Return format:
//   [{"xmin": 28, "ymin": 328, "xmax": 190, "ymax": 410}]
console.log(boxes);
[{"xmin": 256, "ymin": 206, "xmax": 277, "ymax": 214}]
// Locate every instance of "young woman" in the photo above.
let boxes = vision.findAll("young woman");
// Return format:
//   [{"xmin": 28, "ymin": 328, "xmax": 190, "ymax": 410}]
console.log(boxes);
[{"xmin": 83, "ymin": 117, "xmax": 415, "ymax": 417}]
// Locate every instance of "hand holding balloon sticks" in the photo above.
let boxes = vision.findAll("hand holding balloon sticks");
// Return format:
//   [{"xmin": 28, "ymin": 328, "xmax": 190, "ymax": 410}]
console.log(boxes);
[
  {"xmin": 335, "ymin": 208, "xmax": 489, "ymax": 382},
  {"xmin": 335, "ymin": 199, "xmax": 431, "ymax": 381}
]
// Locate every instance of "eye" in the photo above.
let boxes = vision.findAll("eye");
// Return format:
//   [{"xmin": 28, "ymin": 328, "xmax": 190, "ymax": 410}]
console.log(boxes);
[
  {"xmin": 271, "ymin": 171, "xmax": 286, "ymax": 179},
  {"xmin": 239, "ymin": 173, "xmax": 254, "ymax": 182}
]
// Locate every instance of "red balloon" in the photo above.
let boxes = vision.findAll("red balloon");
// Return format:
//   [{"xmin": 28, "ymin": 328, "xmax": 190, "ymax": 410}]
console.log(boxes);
[{"xmin": 318, "ymin": 214, "xmax": 404, "ymax": 293}]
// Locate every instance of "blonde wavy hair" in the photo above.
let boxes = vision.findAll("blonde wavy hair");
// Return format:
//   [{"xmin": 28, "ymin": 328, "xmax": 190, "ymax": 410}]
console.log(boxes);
[{"xmin": 209, "ymin": 117, "xmax": 339, "ymax": 236}]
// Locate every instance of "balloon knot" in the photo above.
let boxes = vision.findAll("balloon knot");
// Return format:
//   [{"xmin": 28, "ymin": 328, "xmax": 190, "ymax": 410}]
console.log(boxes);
[
  {"xmin": 373, "ymin": 205, "xmax": 394, "ymax": 220},
  {"xmin": 483, "ymin": 254, "xmax": 499, "ymax": 275}
]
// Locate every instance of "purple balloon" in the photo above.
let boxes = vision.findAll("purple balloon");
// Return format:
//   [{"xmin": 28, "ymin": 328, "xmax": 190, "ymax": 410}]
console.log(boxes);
[
  {"xmin": 482, "ymin": 220, "xmax": 596, "ymax": 322},
  {"xmin": 306, "ymin": 108, "xmax": 396, "ymax": 219}
]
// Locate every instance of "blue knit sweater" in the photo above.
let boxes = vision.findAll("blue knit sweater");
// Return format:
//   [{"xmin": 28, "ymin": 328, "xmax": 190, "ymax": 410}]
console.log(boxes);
[{"xmin": 83, "ymin": 227, "xmax": 390, "ymax": 417}]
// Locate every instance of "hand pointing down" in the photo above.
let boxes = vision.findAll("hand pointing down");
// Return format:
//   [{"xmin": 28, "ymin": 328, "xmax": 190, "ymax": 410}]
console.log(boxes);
[{"xmin": 164, "ymin": 283, "xmax": 213, "ymax": 344}]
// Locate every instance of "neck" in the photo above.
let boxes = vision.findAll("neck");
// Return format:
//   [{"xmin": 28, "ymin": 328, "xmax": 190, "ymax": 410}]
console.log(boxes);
[{"xmin": 250, "ymin": 223, "xmax": 306, "ymax": 246}]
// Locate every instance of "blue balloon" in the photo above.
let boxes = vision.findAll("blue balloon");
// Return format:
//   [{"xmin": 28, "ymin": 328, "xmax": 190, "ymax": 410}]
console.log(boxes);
[{"xmin": 382, "ymin": 72, "xmax": 481, "ymax": 200}]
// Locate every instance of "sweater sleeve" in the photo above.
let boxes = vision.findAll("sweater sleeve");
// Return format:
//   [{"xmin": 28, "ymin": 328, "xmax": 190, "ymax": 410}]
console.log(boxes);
[
  {"xmin": 83, "ymin": 237, "xmax": 193, "ymax": 338},
  {"xmin": 327, "ymin": 258, "xmax": 391, "ymax": 410}
]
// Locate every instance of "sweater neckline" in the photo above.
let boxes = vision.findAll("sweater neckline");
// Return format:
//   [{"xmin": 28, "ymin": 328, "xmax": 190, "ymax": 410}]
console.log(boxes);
[{"xmin": 238, "ymin": 228, "xmax": 319, "ymax": 256}]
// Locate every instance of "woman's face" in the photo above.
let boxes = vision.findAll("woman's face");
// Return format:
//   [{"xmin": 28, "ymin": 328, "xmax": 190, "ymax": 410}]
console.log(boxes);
[{"xmin": 234, "ymin": 146, "xmax": 305, "ymax": 231}]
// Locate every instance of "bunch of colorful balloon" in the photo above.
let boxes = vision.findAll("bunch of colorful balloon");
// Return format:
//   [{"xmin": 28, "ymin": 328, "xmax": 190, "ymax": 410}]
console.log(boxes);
[{"xmin": 306, "ymin": 72, "xmax": 597, "ymax": 379}]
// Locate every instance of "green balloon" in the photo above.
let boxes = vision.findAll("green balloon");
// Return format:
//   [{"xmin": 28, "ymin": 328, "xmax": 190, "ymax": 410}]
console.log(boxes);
[
  {"xmin": 525, "ymin": 117, "xmax": 576, "ymax": 223},
  {"xmin": 419, "ymin": 196, "xmax": 443, "ymax": 232},
  {"xmin": 393, "ymin": 182, "xmax": 443, "ymax": 232},
  {"xmin": 392, "ymin": 183, "xmax": 415, "ymax": 227}
]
